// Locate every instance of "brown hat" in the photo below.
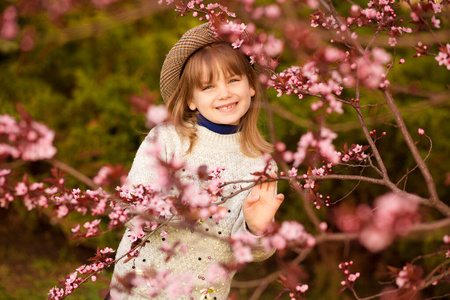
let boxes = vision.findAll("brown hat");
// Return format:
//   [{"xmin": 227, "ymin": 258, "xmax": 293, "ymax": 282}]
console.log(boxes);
[{"xmin": 160, "ymin": 23, "xmax": 222, "ymax": 103}]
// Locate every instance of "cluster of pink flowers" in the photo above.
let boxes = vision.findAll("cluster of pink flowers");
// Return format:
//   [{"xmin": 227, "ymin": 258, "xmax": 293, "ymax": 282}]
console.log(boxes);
[
  {"xmin": 338, "ymin": 261, "xmax": 360, "ymax": 292},
  {"xmin": 93, "ymin": 164, "xmax": 128, "ymax": 188},
  {"xmin": 435, "ymin": 44, "xmax": 450, "ymax": 70},
  {"xmin": 277, "ymin": 271, "xmax": 310, "ymax": 300},
  {"xmin": 337, "ymin": 143, "xmax": 369, "ymax": 163},
  {"xmin": 444, "ymin": 235, "xmax": 450, "ymax": 259},
  {"xmin": 287, "ymin": 128, "xmax": 339, "ymax": 168},
  {"xmin": 158, "ymin": 0, "xmax": 284, "ymax": 70},
  {"xmin": 10, "ymin": 178, "xmax": 52, "ymax": 211},
  {"xmin": 395, "ymin": 263, "xmax": 424, "ymax": 290},
  {"xmin": 117, "ymin": 184, "xmax": 177, "ymax": 221},
  {"xmin": 288, "ymin": 284, "xmax": 309, "ymax": 300},
  {"xmin": 124, "ymin": 269, "xmax": 194, "ymax": 298},
  {"xmin": 0, "ymin": 169, "xmax": 14, "ymax": 208},
  {"xmin": 48, "ymin": 247, "xmax": 115, "ymax": 300},
  {"xmin": 1, "ymin": 164, "xmax": 128, "ymax": 239},
  {"xmin": 0, "ymin": 6, "xmax": 18, "ymax": 40},
  {"xmin": 0, "ymin": 113, "xmax": 57, "ymax": 161},
  {"xmin": 265, "ymin": 220, "xmax": 316, "ymax": 250},
  {"xmin": 230, "ymin": 230, "xmax": 257, "ymax": 264},
  {"xmin": 229, "ymin": 220, "xmax": 315, "ymax": 265},
  {"xmin": 268, "ymin": 57, "xmax": 345, "ymax": 112},
  {"xmin": 336, "ymin": 192, "xmax": 420, "ymax": 252}
]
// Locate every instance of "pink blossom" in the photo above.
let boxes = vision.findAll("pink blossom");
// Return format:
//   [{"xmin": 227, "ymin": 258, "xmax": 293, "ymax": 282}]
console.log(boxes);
[
  {"xmin": 0, "ymin": 6, "xmax": 18, "ymax": 40},
  {"xmin": 418, "ymin": 128, "xmax": 425, "ymax": 136},
  {"xmin": 93, "ymin": 166, "xmax": 111, "ymax": 186},
  {"xmin": 0, "ymin": 144, "xmax": 20, "ymax": 159},
  {"xmin": 145, "ymin": 104, "xmax": 169, "ymax": 127},
  {"xmin": 293, "ymin": 132, "xmax": 314, "ymax": 167},
  {"xmin": 356, "ymin": 56, "xmax": 386, "ymax": 89},
  {"xmin": 206, "ymin": 263, "xmax": 229, "ymax": 284},
  {"xmin": 182, "ymin": 184, "xmax": 211, "ymax": 208},
  {"xmin": 57, "ymin": 205, "xmax": 69, "ymax": 218},
  {"xmin": 324, "ymin": 47, "xmax": 345, "ymax": 62},
  {"xmin": 317, "ymin": 128, "xmax": 339, "ymax": 164},
  {"xmin": 361, "ymin": 8, "xmax": 377, "ymax": 19},
  {"xmin": 432, "ymin": 3, "xmax": 442, "ymax": 13},
  {"xmin": 0, "ymin": 192, "xmax": 14, "ymax": 208},
  {"xmin": 431, "ymin": 15, "xmax": 440, "ymax": 29},
  {"xmin": 91, "ymin": 199, "xmax": 107, "ymax": 215},
  {"xmin": 296, "ymin": 284, "xmax": 309, "ymax": 293},
  {"xmin": 348, "ymin": 272, "xmax": 360, "ymax": 282},
  {"xmin": 100, "ymin": 247, "xmax": 115, "ymax": 255},
  {"xmin": 232, "ymin": 230, "xmax": 257, "ymax": 245},
  {"xmin": 48, "ymin": 286, "xmax": 65, "ymax": 299},
  {"xmin": 264, "ymin": 34, "xmax": 284, "ymax": 57},
  {"xmin": 288, "ymin": 167, "xmax": 298, "ymax": 177},
  {"xmin": 71, "ymin": 224, "xmax": 80, "ymax": 233},
  {"xmin": 372, "ymin": 47, "xmax": 392, "ymax": 64},
  {"xmin": 359, "ymin": 225, "xmax": 394, "ymax": 253},
  {"xmin": 15, "ymin": 182, "xmax": 28, "ymax": 196},
  {"xmin": 0, "ymin": 169, "xmax": 11, "ymax": 177},
  {"xmin": 278, "ymin": 221, "xmax": 306, "ymax": 240},
  {"xmin": 270, "ymin": 234, "xmax": 287, "ymax": 250},
  {"xmin": 388, "ymin": 37, "xmax": 397, "ymax": 47},
  {"xmin": 395, "ymin": 266, "xmax": 410, "ymax": 288},
  {"xmin": 83, "ymin": 219, "xmax": 102, "ymax": 237},
  {"xmin": 435, "ymin": 46, "xmax": 450, "ymax": 70},
  {"xmin": 232, "ymin": 242, "xmax": 254, "ymax": 263},
  {"xmin": 265, "ymin": 4, "xmax": 281, "ymax": 19}
]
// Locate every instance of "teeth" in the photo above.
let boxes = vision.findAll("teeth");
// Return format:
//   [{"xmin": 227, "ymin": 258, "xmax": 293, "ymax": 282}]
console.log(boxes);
[{"xmin": 218, "ymin": 103, "xmax": 236, "ymax": 110}]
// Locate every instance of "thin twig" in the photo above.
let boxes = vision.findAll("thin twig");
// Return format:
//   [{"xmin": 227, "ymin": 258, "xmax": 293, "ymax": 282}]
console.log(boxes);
[
  {"xmin": 396, "ymin": 134, "xmax": 433, "ymax": 187},
  {"xmin": 46, "ymin": 158, "xmax": 99, "ymax": 189},
  {"xmin": 330, "ymin": 169, "xmax": 364, "ymax": 205},
  {"xmin": 382, "ymin": 90, "xmax": 450, "ymax": 217}
]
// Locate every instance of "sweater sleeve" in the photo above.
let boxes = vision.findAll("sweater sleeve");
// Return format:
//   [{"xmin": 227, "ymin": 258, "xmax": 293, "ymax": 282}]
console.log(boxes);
[{"xmin": 126, "ymin": 125, "xmax": 171, "ymax": 188}]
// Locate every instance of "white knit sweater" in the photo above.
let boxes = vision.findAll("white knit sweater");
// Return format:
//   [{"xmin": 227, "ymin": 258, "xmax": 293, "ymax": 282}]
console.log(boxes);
[{"xmin": 110, "ymin": 124, "xmax": 275, "ymax": 300}]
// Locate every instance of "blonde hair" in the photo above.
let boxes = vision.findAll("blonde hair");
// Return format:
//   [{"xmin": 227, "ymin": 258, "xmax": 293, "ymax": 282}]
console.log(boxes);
[{"xmin": 166, "ymin": 42, "xmax": 273, "ymax": 157}]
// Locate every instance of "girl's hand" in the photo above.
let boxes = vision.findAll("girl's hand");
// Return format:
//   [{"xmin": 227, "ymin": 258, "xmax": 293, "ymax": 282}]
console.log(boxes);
[{"xmin": 242, "ymin": 173, "xmax": 284, "ymax": 235}]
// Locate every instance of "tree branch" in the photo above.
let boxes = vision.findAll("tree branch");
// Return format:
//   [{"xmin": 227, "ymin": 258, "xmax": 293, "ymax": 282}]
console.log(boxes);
[
  {"xmin": 382, "ymin": 89, "xmax": 450, "ymax": 217},
  {"xmin": 46, "ymin": 158, "xmax": 99, "ymax": 190}
]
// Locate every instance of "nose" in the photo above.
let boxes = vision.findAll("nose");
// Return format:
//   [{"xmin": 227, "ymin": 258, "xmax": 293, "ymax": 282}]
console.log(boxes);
[{"xmin": 217, "ymin": 84, "xmax": 231, "ymax": 100}]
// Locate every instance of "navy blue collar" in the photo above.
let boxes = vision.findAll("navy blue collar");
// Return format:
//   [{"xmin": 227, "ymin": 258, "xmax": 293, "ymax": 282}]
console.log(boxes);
[{"xmin": 197, "ymin": 114, "xmax": 240, "ymax": 135}]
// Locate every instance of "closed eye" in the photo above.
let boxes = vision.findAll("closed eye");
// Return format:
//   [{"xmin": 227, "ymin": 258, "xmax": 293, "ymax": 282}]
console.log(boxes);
[
  {"xmin": 201, "ymin": 85, "xmax": 214, "ymax": 91},
  {"xmin": 229, "ymin": 77, "xmax": 241, "ymax": 83}
]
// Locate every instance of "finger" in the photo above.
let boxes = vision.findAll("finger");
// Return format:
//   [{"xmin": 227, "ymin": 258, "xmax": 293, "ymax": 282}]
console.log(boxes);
[
  {"xmin": 245, "ymin": 194, "xmax": 260, "ymax": 206},
  {"xmin": 275, "ymin": 193, "xmax": 285, "ymax": 203}
]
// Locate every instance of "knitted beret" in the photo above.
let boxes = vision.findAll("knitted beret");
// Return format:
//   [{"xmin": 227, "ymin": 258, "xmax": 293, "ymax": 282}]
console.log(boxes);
[{"xmin": 160, "ymin": 23, "xmax": 222, "ymax": 103}]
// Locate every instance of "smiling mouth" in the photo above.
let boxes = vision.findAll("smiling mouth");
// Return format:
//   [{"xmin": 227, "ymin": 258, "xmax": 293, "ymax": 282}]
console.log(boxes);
[{"xmin": 217, "ymin": 102, "xmax": 237, "ymax": 111}]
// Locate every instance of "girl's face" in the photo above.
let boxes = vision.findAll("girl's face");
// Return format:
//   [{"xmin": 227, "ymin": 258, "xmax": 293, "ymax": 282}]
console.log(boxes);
[{"xmin": 188, "ymin": 65, "xmax": 255, "ymax": 125}]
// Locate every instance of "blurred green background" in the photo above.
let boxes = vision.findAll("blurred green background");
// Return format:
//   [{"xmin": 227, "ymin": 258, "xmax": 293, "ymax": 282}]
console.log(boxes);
[{"xmin": 0, "ymin": 1, "xmax": 449, "ymax": 299}]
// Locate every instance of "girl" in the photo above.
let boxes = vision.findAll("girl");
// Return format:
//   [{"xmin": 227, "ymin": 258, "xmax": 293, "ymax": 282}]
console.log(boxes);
[{"xmin": 110, "ymin": 23, "xmax": 284, "ymax": 300}]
